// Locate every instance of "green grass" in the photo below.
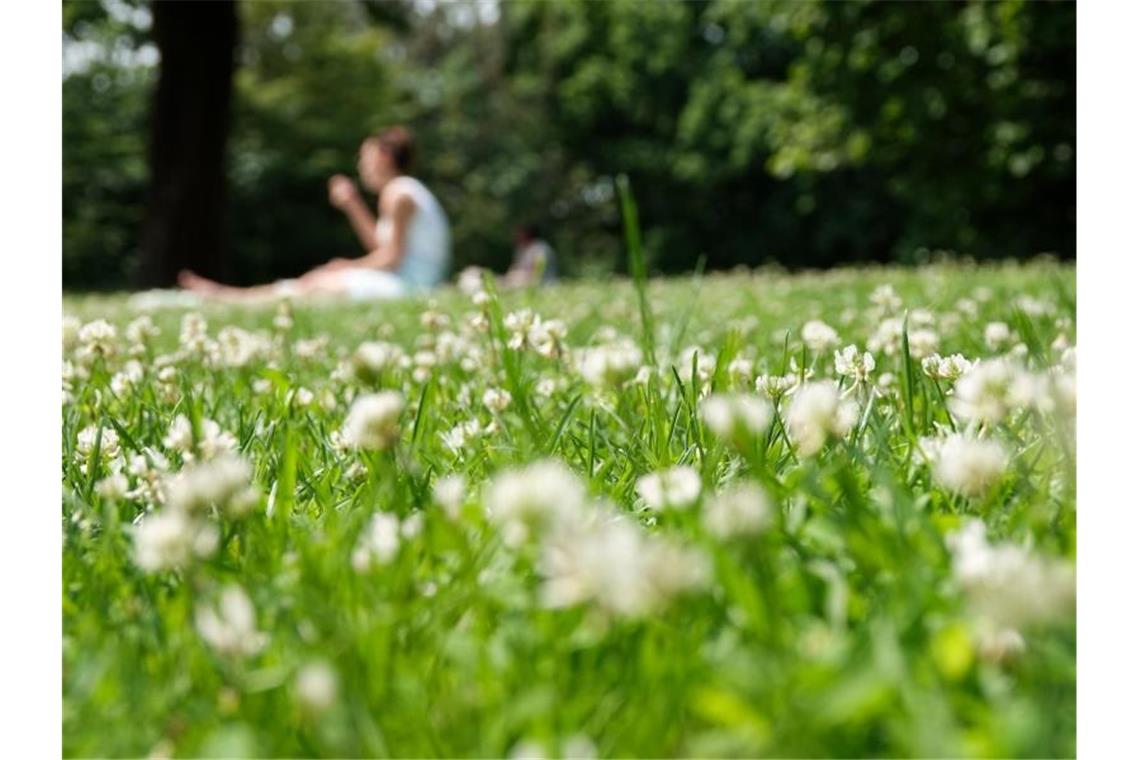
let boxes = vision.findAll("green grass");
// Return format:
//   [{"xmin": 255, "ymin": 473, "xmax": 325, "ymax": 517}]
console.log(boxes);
[{"xmin": 63, "ymin": 260, "xmax": 1075, "ymax": 758}]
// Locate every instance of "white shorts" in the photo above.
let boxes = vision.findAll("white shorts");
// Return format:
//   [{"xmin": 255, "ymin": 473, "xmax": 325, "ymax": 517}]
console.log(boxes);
[
  {"xmin": 269, "ymin": 269, "xmax": 407, "ymax": 301},
  {"xmin": 338, "ymin": 268, "xmax": 407, "ymax": 301}
]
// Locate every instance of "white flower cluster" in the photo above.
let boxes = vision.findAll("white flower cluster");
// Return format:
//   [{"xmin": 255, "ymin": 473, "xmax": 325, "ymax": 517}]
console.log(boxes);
[
  {"xmin": 636, "ymin": 466, "xmax": 702, "ymax": 511},
  {"xmin": 755, "ymin": 372, "xmax": 799, "ymax": 400},
  {"xmin": 785, "ymin": 382, "xmax": 859, "ymax": 456},
  {"xmin": 949, "ymin": 358, "xmax": 1071, "ymax": 425},
  {"xmin": 341, "ymin": 392, "xmax": 405, "ymax": 450},
  {"xmin": 134, "ymin": 454, "xmax": 257, "ymax": 572},
  {"xmin": 163, "ymin": 414, "xmax": 239, "ymax": 462},
  {"xmin": 540, "ymin": 511, "xmax": 709, "ymax": 619},
  {"xmin": 350, "ymin": 341, "xmax": 408, "ymax": 383},
  {"xmin": 946, "ymin": 520, "xmax": 1074, "ymax": 655},
  {"xmin": 352, "ymin": 511, "xmax": 423, "ymax": 571},
  {"xmin": 486, "ymin": 460, "xmax": 587, "ymax": 545},
  {"xmin": 505, "ymin": 309, "xmax": 567, "ymax": 358},
  {"xmin": 195, "ymin": 585, "xmax": 268, "ymax": 658},
  {"xmin": 921, "ymin": 352, "xmax": 975, "ymax": 381},
  {"xmin": 867, "ymin": 312, "xmax": 939, "ymax": 358},
  {"xmin": 700, "ymin": 393, "xmax": 773, "ymax": 441},
  {"xmin": 577, "ymin": 339, "xmax": 643, "ymax": 388},
  {"xmin": 702, "ymin": 482, "xmax": 773, "ymax": 539},
  {"xmin": 922, "ymin": 433, "xmax": 1008, "ymax": 497},
  {"xmin": 801, "ymin": 320, "xmax": 840, "ymax": 353},
  {"xmin": 833, "ymin": 345, "xmax": 876, "ymax": 385},
  {"xmin": 486, "ymin": 461, "xmax": 709, "ymax": 618}
]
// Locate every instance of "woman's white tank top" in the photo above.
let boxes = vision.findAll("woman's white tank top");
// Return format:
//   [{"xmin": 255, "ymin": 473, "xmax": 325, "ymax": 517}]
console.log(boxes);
[{"xmin": 376, "ymin": 176, "xmax": 451, "ymax": 289}]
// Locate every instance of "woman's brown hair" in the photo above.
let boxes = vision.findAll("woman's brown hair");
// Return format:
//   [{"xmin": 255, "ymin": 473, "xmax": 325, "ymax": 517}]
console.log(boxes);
[{"xmin": 369, "ymin": 126, "xmax": 415, "ymax": 173}]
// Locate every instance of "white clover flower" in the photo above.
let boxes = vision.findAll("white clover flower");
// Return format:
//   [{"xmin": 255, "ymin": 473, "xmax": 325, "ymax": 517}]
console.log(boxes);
[
  {"xmin": 946, "ymin": 520, "xmax": 1075, "ymax": 632},
  {"xmin": 352, "ymin": 512, "xmax": 402, "ymax": 571},
  {"xmin": 976, "ymin": 627, "xmax": 1027, "ymax": 665},
  {"xmin": 802, "ymin": 320, "xmax": 840, "ymax": 352},
  {"xmin": 728, "ymin": 357, "xmax": 755, "ymax": 385},
  {"xmin": 1015, "ymin": 295, "xmax": 1054, "ymax": 317},
  {"xmin": 125, "ymin": 315, "xmax": 160, "ymax": 350},
  {"xmin": 539, "ymin": 512, "xmax": 709, "ymax": 619},
  {"xmin": 785, "ymin": 381, "xmax": 859, "ymax": 456},
  {"xmin": 195, "ymin": 585, "xmax": 268, "ymax": 658},
  {"xmin": 955, "ymin": 298, "xmax": 978, "ymax": 318},
  {"xmin": 76, "ymin": 425, "xmax": 121, "ymax": 462},
  {"xmin": 577, "ymin": 339, "xmax": 642, "ymax": 387},
  {"xmin": 63, "ymin": 315, "xmax": 82, "ymax": 352},
  {"xmin": 401, "ymin": 512, "xmax": 425, "ymax": 539},
  {"xmin": 482, "ymin": 387, "xmax": 512, "ymax": 413},
  {"xmin": 273, "ymin": 301, "xmax": 294, "ymax": 331},
  {"xmin": 179, "ymin": 312, "xmax": 210, "ymax": 354},
  {"xmin": 293, "ymin": 336, "xmax": 329, "ymax": 361},
  {"xmin": 133, "ymin": 508, "xmax": 219, "ymax": 572},
  {"xmin": 561, "ymin": 734, "xmax": 598, "ymax": 760},
  {"xmin": 289, "ymin": 387, "xmax": 315, "ymax": 408},
  {"xmin": 163, "ymin": 415, "xmax": 237, "ymax": 461},
  {"xmin": 350, "ymin": 341, "xmax": 405, "ymax": 382},
  {"xmin": 635, "ymin": 466, "xmax": 702, "ymax": 511},
  {"xmin": 163, "ymin": 415, "xmax": 195, "ymax": 454},
  {"xmin": 441, "ymin": 418, "xmax": 483, "ymax": 456},
  {"xmin": 508, "ymin": 740, "xmax": 549, "ymax": 760},
  {"xmin": 535, "ymin": 377, "xmax": 558, "ymax": 397},
  {"xmin": 908, "ymin": 328, "xmax": 940, "ymax": 359},
  {"xmin": 867, "ymin": 317, "xmax": 904, "ymax": 356},
  {"xmin": 505, "ymin": 309, "xmax": 539, "ymax": 351},
  {"xmin": 833, "ymin": 345, "xmax": 876, "ymax": 384},
  {"xmin": 214, "ymin": 326, "xmax": 270, "ymax": 368},
  {"xmin": 921, "ymin": 353, "xmax": 975, "ymax": 382},
  {"xmin": 984, "ymin": 322, "xmax": 1013, "ymax": 351},
  {"xmin": 676, "ymin": 346, "xmax": 718, "ymax": 390},
  {"xmin": 164, "ymin": 454, "xmax": 257, "ymax": 516},
  {"xmin": 77, "ymin": 319, "xmax": 118, "ymax": 360},
  {"xmin": 929, "ymin": 434, "xmax": 1008, "ymax": 497},
  {"xmin": 433, "ymin": 474, "xmax": 466, "ymax": 520},
  {"xmin": 1052, "ymin": 370, "xmax": 1076, "ymax": 417},
  {"xmin": 529, "ymin": 318, "xmax": 566, "ymax": 359},
  {"xmin": 486, "ymin": 460, "xmax": 587, "ymax": 545},
  {"xmin": 294, "ymin": 661, "xmax": 338, "ymax": 713},
  {"xmin": 699, "ymin": 394, "xmax": 773, "ymax": 439},
  {"xmin": 632, "ymin": 365, "xmax": 654, "ymax": 386},
  {"xmin": 420, "ymin": 309, "xmax": 450, "ymax": 331},
  {"xmin": 96, "ymin": 472, "xmax": 130, "ymax": 500},
  {"xmin": 1008, "ymin": 371, "xmax": 1054, "ymax": 414},
  {"xmin": 342, "ymin": 392, "xmax": 405, "ymax": 450},
  {"xmin": 755, "ymin": 373, "xmax": 798, "ymax": 400},
  {"xmin": 870, "ymin": 284, "xmax": 902, "ymax": 311},
  {"xmin": 110, "ymin": 360, "xmax": 145, "ymax": 396},
  {"xmin": 702, "ymin": 483, "xmax": 773, "ymax": 539},
  {"xmin": 950, "ymin": 359, "xmax": 1022, "ymax": 424},
  {"xmin": 457, "ymin": 266, "xmax": 487, "ymax": 296}
]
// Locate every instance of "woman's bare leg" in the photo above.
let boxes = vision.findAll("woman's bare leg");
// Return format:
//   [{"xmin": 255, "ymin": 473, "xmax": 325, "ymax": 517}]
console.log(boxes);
[{"xmin": 178, "ymin": 269, "xmax": 347, "ymax": 302}]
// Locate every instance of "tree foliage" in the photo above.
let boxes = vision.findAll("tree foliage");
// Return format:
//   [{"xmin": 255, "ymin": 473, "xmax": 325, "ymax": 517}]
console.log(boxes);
[{"xmin": 62, "ymin": 0, "xmax": 1074, "ymax": 289}]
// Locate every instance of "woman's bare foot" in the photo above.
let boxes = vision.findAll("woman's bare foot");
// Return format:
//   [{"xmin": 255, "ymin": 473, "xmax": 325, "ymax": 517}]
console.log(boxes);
[{"xmin": 178, "ymin": 270, "xmax": 223, "ymax": 295}]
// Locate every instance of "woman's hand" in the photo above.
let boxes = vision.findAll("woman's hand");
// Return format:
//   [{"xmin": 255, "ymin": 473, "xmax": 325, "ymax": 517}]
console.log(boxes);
[{"xmin": 328, "ymin": 175, "xmax": 360, "ymax": 210}]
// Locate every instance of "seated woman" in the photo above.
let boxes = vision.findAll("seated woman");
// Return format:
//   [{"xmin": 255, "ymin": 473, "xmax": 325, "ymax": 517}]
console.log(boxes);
[{"xmin": 179, "ymin": 126, "xmax": 451, "ymax": 301}]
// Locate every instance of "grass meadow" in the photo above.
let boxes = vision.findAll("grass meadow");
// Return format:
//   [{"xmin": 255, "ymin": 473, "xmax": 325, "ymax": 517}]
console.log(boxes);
[{"xmin": 63, "ymin": 260, "xmax": 1075, "ymax": 758}]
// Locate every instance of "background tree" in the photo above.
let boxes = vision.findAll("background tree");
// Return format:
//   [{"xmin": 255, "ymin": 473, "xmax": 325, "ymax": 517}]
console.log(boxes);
[{"xmin": 137, "ymin": 0, "xmax": 239, "ymax": 288}]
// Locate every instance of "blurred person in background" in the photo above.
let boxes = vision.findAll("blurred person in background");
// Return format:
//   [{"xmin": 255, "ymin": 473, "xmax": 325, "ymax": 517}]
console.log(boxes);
[
  {"xmin": 503, "ymin": 224, "xmax": 557, "ymax": 288},
  {"xmin": 179, "ymin": 126, "xmax": 451, "ymax": 301}
]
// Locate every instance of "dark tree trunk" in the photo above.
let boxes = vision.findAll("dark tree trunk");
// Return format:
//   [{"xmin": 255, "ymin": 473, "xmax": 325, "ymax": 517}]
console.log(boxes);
[{"xmin": 138, "ymin": 0, "xmax": 239, "ymax": 288}]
